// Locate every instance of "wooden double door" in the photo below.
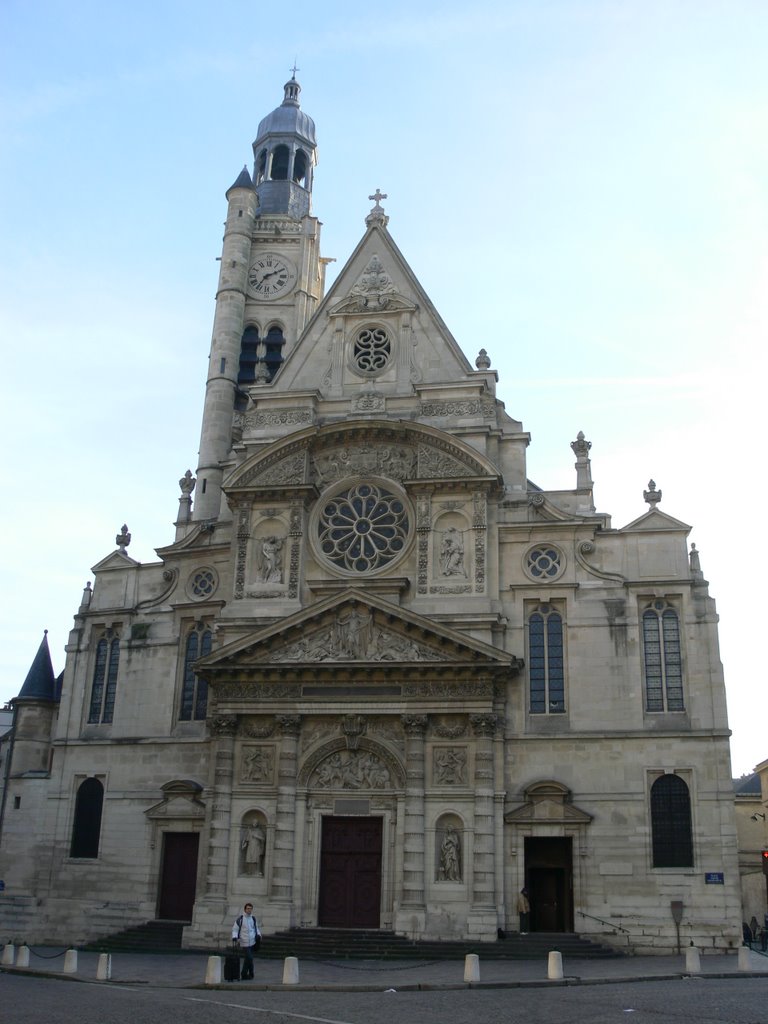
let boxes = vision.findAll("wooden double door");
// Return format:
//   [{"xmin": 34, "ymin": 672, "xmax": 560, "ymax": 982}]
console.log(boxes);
[{"xmin": 318, "ymin": 816, "xmax": 382, "ymax": 928}]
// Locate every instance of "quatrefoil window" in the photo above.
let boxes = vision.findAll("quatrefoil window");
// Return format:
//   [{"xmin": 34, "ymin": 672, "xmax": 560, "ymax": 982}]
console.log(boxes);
[
  {"xmin": 352, "ymin": 326, "xmax": 391, "ymax": 374},
  {"xmin": 317, "ymin": 482, "xmax": 409, "ymax": 573}
]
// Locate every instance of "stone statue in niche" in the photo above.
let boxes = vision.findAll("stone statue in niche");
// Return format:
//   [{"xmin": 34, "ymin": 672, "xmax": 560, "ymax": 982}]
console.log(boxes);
[
  {"xmin": 434, "ymin": 748, "xmax": 467, "ymax": 786},
  {"xmin": 439, "ymin": 827, "xmax": 461, "ymax": 881},
  {"xmin": 314, "ymin": 750, "xmax": 390, "ymax": 790},
  {"xmin": 242, "ymin": 746, "xmax": 273, "ymax": 783},
  {"xmin": 440, "ymin": 528, "xmax": 466, "ymax": 577},
  {"xmin": 241, "ymin": 820, "xmax": 266, "ymax": 876},
  {"xmin": 257, "ymin": 536, "xmax": 284, "ymax": 584}
]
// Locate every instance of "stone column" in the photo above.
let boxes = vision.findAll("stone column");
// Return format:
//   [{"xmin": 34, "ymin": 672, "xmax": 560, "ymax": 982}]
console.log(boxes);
[
  {"xmin": 400, "ymin": 715, "xmax": 428, "ymax": 913},
  {"xmin": 469, "ymin": 713, "xmax": 497, "ymax": 910},
  {"xmin": 271, "ymin": 714, "xmax": 301, "ymax": 922},
  {"xmin": 205, "ymin": 714, "xmax": 238, "ymax": 899}
]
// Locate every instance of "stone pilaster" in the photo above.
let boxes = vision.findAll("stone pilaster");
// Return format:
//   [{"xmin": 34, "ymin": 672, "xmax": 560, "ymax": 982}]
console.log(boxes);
[
  {"xmin": 400, "ymin": 714, "xmax": 428, "ymax": 909},
  {"xmin": 271, "ymin": 714, "xmax": 301, "ymax": 917},
  {"xmin": 469, "ymin": 713, "xmax": 497, "ymax": 908},
  {"xmin": 205, "ymin": 714, "xmax": 238, "ymax": 900}
]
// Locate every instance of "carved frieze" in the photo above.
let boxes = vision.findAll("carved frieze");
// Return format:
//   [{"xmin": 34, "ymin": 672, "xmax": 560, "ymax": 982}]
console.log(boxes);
[
  {"xmin": 270, "ymin": 610, "xmax": 451, "ymax": 663},
  {"xmin": 238, "ymin": 451, "xmax": 307, "ymax": 488},
  {"xmin": 312, "ymin": 749, "xmax": 391, "ymax": 790},
  {"xmin": 240, "ymin": 717, "xmax": 276, "ymax": 739},
  {"xmin": 403, "ymin": 681, "xmax": 494, "ymax": 698},
  {"xmin": 216, "ymin": 683, "xmax": 301, "ymax": 700},
  {"xmin": 209, "ymin": 715, "xmax": 238, "ymax": 737},
  {"xmin": 312, "ymin": 444, "xmax": 417, "ymax": 485},
  {"xmin": 353, "ymin": 391, "xmax": 385, "ymax": 413},
  {"xmin": 433, "ymin": 747, "xmax": 468, "ymax": 786},
  {"xmin": 241, "ymin": 408, "xmax": 313, "ymax": 429},
  {"xmin": 240, "ymin": 746, "xmax": 274, "ymax": 784},
  {"xmin": 420, "ymin": 398, "xmax": 496, "ymax": 418},
  {"xmin": 417, "ymin": 443, "xmax": 477, "ymax": 479},
  {"xmin": 432, "ymin": 716, "xmax": 467, "ymax": 739}
]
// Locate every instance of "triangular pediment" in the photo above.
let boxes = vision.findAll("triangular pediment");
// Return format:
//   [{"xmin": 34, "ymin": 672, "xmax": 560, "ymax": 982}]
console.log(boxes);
[
  {"xmin": 91, "ymin": 550, "xmax": 140, "ymax": 572},
  {"xmin": 197, "ymin": 589, "xmax": 516, "ymax": 678},
  {"xmin": 619, "ymin": 507, "xmax": 691, "ymax": 533},
  {"xmin": 505, "ymin": 780, "xmax": 593, "ymax": 826}
]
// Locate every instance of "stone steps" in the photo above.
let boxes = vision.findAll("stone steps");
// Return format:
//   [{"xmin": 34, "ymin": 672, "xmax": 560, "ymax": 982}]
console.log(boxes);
[{"xmin": 82, "ymin": 919, "xmax": 187, "ymax": 953}]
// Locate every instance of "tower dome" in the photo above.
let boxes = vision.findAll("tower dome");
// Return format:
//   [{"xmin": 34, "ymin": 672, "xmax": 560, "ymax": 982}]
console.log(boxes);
[{"xmin": 252, "ymin": 76, "xmax": 317, "ymax": 217}]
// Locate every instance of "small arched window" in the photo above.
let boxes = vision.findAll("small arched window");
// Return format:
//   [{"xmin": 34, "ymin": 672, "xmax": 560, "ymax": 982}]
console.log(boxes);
[
  {"xmin": 293, "ymin": 149, "xmax": 308, "ymax": 186},
  {"xmin": 238, "ymin": 325, "xmax": 260, "ymax": 384},
  {"xmin": 271, "ymin": 145, "xmax": 289, "ymax": 180},
  {"xmin": 528, "ymin": 604, "xmax": 565, "ymax": 714},
  {"xmin": 70, "ymin": 777, "xmax": 104, "ymax": 858},
  {"xmin": 650, "ymin": 774, "xmax": 693, "ymax": 867},
  {"xmin": 88, "ymin": 635, "xmax": 120, "ymax": 724},
  {"xmin": 263, "ymin": 325, "xmax": 285, "ymax": 381},
  {"xmin": 180, "ymin": 627, "xmax": 211, "ymax": 721},
  {"xmin": 256, "ymin": 148, "xmax": 267, "ymax": 184},
  {"xmin": 642, "ymin": 601, "xmax": 684, "ymax": 712}
]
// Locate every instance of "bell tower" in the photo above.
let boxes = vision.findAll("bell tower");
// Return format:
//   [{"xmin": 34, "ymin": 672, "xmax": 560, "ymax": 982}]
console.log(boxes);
[{"xmin": 194, "ymin": 76, "xmax": 325, "ymax": 521}]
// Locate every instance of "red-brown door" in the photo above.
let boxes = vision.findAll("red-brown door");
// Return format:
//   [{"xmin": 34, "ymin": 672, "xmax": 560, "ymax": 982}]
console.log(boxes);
[
  {"xmin": 318, "ymin": 817, "xmax": 382, "ymax": 928},
  {"xmin": 158, "ymin": 832, "xmax": 199, "ymax": 921}
]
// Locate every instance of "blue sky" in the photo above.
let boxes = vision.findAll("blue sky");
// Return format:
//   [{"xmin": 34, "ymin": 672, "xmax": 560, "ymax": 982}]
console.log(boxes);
[{"xmin": 1, "ymin": 1, "xmax": 764, "ymax": 775}]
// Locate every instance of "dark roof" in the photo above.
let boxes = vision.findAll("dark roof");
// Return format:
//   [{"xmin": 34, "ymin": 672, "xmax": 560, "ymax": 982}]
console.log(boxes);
[
  {"xmin": 229, "ymin": 165, "xmax": 253, "ymax": 191},
  {"xmin": 16, "ymin": 632, "xmax": 57, "ymax": 702},
  {"xmin": 733, "ymin": 772, "xmax": 761, "ymax": 795}
]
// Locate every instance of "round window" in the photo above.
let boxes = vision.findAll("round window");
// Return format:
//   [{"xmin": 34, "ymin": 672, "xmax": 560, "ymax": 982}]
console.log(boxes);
[
  {"xmin": 525, "ymin": 546, "xmax": 563, "ymax": 580},
  {"xmin": 316, "ymin": 481, "xmax": 410, "ymax": 574}
]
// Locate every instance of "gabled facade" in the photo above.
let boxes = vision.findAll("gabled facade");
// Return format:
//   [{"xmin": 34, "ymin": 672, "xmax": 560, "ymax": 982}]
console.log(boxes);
[{"xmin": 0, "ymin": 79, "xmax": 740, "ymax": 953}]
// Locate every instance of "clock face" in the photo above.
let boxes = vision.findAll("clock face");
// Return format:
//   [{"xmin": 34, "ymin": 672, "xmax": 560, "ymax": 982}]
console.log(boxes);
[{"xmin": 248, "ymin": 252, "xmax": 296, "ymax": 300}]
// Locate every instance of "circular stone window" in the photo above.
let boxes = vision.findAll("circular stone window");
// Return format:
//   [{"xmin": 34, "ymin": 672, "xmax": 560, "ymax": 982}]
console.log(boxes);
[
  {"xmin": 316, "ymin": 481, "xmax": 410, "ymax": 574},
  {"xmin": 524, "ymin": 545, "xmax": 563, "ymax": 581},
  {"xmin": 352, "ymin": 326, "xmax": 391, "ymax": 375},
  {"xmin": 187, "ymin": 567, "xmax": 218, "ymax": 600}
]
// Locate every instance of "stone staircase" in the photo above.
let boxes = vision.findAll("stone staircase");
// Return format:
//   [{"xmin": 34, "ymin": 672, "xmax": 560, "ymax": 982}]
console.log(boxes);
[{"xmin": 82, "ymin": 919, "xmax": 188, "ymax": 953}]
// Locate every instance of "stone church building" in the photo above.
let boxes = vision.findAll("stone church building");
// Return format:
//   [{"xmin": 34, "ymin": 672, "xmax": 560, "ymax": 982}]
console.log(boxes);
[{"xmin": 0, "ymin": 78, "xmax": 741, "ymax": 954}]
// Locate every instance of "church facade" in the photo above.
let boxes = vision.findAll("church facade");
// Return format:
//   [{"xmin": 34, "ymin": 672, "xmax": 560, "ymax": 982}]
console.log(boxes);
[{"xmin": 0, "ymin": 79, "xmax": 741, "ymax": 954}]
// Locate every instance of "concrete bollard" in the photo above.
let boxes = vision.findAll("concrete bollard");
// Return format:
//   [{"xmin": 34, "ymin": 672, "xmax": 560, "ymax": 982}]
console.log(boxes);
[
  {"xmin": 205, "ymin": 955, "xmax": 222, "ymax": 985},
  {"xmin": 97, "ymin": 953, "xmax": 112, "ymax": 981},
  {"xmin": 17, "ymin": 945, "xmax": 30, "ymax": 968},
  {"xmin": 62, "ymin": 948, "xmax": 78, "ymax": 974},
  {"xmin": 464, "ymin": 953, "xmax": 480, "ymax": 983},
  {"xmin": 547, "ymin": 950, "xmax": 564, "ymax": 980},
  {"xmin": 685, "ymin": 947, "xmax": 701, "ymax": 973},
  {"xmin": 738, "ymin": 946, "xmax": 752, "ymax": 971},
  {"xmin": 282, "ymin": 956, "xmax": 300, "ymax": 985},
  {"xmin": 1, "ymin": 943, "xmax": 15, "ymax": 966}
]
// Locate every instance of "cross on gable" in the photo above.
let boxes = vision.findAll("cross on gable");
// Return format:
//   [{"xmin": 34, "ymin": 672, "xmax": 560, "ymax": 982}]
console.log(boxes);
[{"xmin": 369, "ymin": 188, "xmax": 387, "ymax": 208}]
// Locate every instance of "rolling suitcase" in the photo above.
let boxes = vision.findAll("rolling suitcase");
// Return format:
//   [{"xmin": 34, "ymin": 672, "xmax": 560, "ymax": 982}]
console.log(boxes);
[{"xmin": 224, "ymin": 951, "xmax": 240, "ymax": 981}]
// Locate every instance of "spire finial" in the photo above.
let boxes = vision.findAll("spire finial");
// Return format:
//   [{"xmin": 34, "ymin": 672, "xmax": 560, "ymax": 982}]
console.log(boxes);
[
  {"xmin": 366, "ymin": 188, "xmax": 389, "ymax": 227},
  {"xmin": 116, "ymin": 523, "xmax": 131, "ymax": 554},
  {"xmin": 290, "ymin": 60, "xmax": 300, "ymax": 80},
  {"xmin": 643, "ymin": 480, "xmax": 662, "ymax": 507}
]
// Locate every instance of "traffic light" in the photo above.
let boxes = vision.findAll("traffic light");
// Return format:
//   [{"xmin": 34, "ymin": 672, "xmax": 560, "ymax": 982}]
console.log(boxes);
[{"xmin": 762, "ymin": 850, "xmax": 768, "ymax": 876}]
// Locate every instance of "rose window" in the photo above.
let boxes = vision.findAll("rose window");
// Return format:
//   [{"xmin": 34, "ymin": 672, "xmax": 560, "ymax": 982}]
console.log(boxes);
[
  {"xmin": 525, "ymin": 546, "xmax": 562, "ymax": 579},
  {"xmin": 353, "ymin": 327, "xmax": 390, "ymax": 373},
  {"xmin": 318, "ymin": 482, "xmax": 409, "ymax": 573}
]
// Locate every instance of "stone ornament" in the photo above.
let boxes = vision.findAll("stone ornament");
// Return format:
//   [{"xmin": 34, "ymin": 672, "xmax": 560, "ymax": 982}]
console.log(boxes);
[
  {"xmin": 438, "ymin": 826, "xmax": 462, "ymax": 882},
  {"xmin": 270, "ymin": 611, "xmax": 451, "ymax": 663},
  {"xmin": 209, "ymin": 715, "xmax": 238, "ymax": 737},
  {"xmin": 440, "ymin": 527, "xmax": 466, "ymax": 577},
  {"xmin": 349, "ymin": 253, "xmax": 396, "ymax": 310},
  {"xmin": 312, "ymin": 749, "xmax": 391, "ymax": 790},
  {"xmin": 313, "ymin": 444, "xmax": 416, "ymax": 485},
  {"xmin": 434, "ymin": 747, "xmax": 468, "ymax": 786},
  {"xmin": 240, "ymin": 816, "xmax": 266, "ymax": 876},
  {"xmin": 256, "ymin": 535, "xmax": 284, "ymax": 584},
  {"xmin": 241, "ymin": 746, "xmax": 274, "ymax": 783}
]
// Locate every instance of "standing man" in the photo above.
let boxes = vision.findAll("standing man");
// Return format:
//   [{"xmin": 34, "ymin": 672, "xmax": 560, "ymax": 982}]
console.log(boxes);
[
  {"xmin": 231, "ymin": 902, "xmax": 261, "ymax": 980},
  {"xmin": 517, "ymin": 887, "xmax": 530, "ymax": 934}
]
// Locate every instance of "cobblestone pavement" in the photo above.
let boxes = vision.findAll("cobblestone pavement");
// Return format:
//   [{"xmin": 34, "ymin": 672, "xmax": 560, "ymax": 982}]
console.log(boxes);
[{"xmin": 2, "ymin": 945, "xmax": 767, "ymax": 991}]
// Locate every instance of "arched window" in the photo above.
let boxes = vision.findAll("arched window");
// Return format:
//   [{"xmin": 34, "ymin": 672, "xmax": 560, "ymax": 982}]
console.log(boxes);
[
  {"xmin": 88, "ymin": 635, "xmax": 120, "ymax": 724},
  {"xmin": 238, "ymin": 325, "xmax": 260, "ymax": 384},
  {"xmin": 263, "ymin": 325, "xmax": 284, "ymax": 380},
  {"xmin": 271, "ymin": 145, "xmax": 289, "ymax": 180},
  {"xmin": 70, "ymin": 777, "xmax": 104, "ymax": 858},
  {"xmin": 650, "ymin": 774, "xmax": 693, "ymax": 867},
  {"xmin": 528, "ymin": 604, "xmax": 565, "ymax": 714},
  {"xmin": 293, "ymin": 149, "xmax": 308, "ymax": 186},
  {"xmin": 642, "ymin": 601, "xmax": 684, "ymax": 712},
  {"xmin": 180, "ymin": 627, "xmax": 211, "ymax": 721},
  {"xmin": 256, "ymin": 148, "xmax": 267, "ymax": 184}
]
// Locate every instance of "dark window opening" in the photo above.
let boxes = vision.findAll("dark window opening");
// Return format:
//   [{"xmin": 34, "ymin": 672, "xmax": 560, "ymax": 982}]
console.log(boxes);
[
  {"xmin": 13, "ymin": 795, "xmax": 21, "ymax": 809},
  {"xmin": 70, "ymin": 777, "xmax": 104, "ymax": 858},
  {"xmin": 88, "ymin": 637, "xmax": 120, "ymax": 724},
  {"xmin": 293, "ymin": 149, "xmax": 308, "ymax": 186},
  {"xmin": 643, "ymin": 602, "xmax": 684, "ymax": 712},
  {"xmin": 238, "ymin": 326, "xmax": 260, "ymax": 384},
  {"xmin": 256, "ymin": 149, "xmax": 267, "ymax": 184},
  {"xmin": 528, "ymin": 605, "xmax": 565, "ymax": 714},
  {"xmin": 651, "ymin": 774, "xmax": 693, "ymax": 867},
  {"xmin": 263, "ymin": 325, "xmax": 285, "ymax": 381},
  {"xmin": 180, "ymin": 628, "xmax": 211, "ymax": 721},
  {"xmin": 271, "ymin": 145, "xmax": 289, "ymax": 180}
]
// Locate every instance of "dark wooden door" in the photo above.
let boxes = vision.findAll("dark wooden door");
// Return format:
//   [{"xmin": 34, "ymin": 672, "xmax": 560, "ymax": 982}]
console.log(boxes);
[
  {"xmin": 318, "ymin": 817, "xmax": 382, "ymax": 928},
  {"xmin": 524, "ymin": 836, "xmax": 573, "ymax": 932},
  {"xmin": 158, "ymin": 832, "xmax": 199, "ymax": 921}
]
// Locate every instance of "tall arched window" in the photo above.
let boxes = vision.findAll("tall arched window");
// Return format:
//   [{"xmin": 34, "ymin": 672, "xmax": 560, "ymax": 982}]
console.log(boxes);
[
  {"xmin": 238, "ymin": 325, "xmax": 260, "ymax": 384},
  {"xmin": 88, "ymin": 635, "xmax": 120, "ymax": 724},
  {"xmin": 271, "ymin": 144, "xmax": 289, "ymax": 180},
  {"xmin": 70, "ymin": 777, "xmax": 104, "ymax": 858},
  {"xmin": 650, "ymin": 774, "xmax": 693, "ymax": 867},
  {"xmin": 642, "ymin": 600, "xmax": 684, "ymax": 712},
  {"xmin": 528, "ymin": 604, "xmax": 565, "ymax": 714},
  {"xmin": 293, "ymin": 149, "xmax": 308, "ymax": 186},
  {"xmin": 180, "ymin": 627, "xmax": 211, "ymax": 721},
  {"xmin": 263, "ymin": 325, "xmax": 284, "ymax": 380}
]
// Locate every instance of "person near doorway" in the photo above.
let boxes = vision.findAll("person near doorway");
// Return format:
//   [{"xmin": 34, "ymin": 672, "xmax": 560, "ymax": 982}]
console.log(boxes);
[
  {"xmin": 762, "ymin": 913, "xmax": 768, "ymax": 952},
  {"xmin": 517, "ymin": 887, "xmax": 530, "ymax": 934},
  {"xmin": 231, "ymin": 902, "xmax": 261, "ymax": 980}
]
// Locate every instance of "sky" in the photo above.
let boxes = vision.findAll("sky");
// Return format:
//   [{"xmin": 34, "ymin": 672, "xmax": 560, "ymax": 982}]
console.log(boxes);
[{"xmin": 0, "ymin": 1, "xmax": 764, "ymax": 776}]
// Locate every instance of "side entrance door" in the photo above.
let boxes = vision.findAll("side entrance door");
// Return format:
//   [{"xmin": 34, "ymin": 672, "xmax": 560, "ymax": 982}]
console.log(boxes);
[
  {"xmin": 157, "ymin": 831, "xmax": 199, "ymax": 921},
  {"xmin": 524, "ymin": 836, "xmax": 573, "ymax": 932},
  {"xmin": 318, "ymin": 816, "xmax": 382, "ymax": 928}
]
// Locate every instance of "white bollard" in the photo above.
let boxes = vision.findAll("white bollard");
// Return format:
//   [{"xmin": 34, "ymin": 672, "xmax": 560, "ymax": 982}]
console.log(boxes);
[
  {"xmin": 1, "ymin": 943, "xmax": 15, "ymax": 966},
  {"xmin": 96, "ymin": 953, "xmax": 112, "ymax": 981},
  {"xmin": 205, "ymin": 955, "xmax": 222, "ymax": 985},
  {"xmin": 282, "ymin": 956, "xmax": 300, "ymax": 985},
  {"xmin": 62, "ymin": 948, "xmax": 78, "ymax": 974},
  {"xmin": 547, "ymin": 950, "xmax": 564, "ymax": 980},
  {"xmin": 17, "ymin": 945, "xmax": 30, "ymax": 968},
  {"xmin": 738, "ymin": 946, "xmax": 752, "ymax": 971},
  {"xmin": 464, "ymin": 953, "xmax": 480, "ymax": 983},
  {"xmin": 685, "ymin": 947, "xmax": 701, "ymax": 973}
]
